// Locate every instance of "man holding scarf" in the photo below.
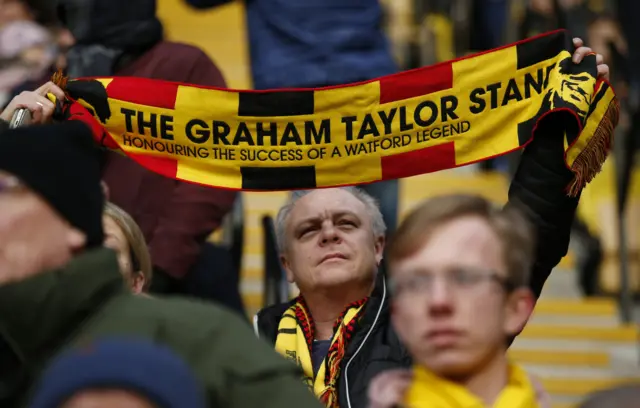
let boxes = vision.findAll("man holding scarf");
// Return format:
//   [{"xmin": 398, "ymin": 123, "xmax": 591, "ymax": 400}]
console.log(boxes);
[
  {"xmin": 253, "ymin": 39, "xmax": 609, "ymax": 408},
  {"xmin": 368, "ymin": 194, "xmax": 546, "ymax": 408},
  {"xmin": 53, "ymin": 0, "xmax": 240, "ymax": 304}
]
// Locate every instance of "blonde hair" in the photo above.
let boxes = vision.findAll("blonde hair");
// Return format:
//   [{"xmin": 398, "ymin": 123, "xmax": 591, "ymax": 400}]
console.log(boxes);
[{"xmin": 103, "ymin": 202, "xmax": 153, "ymax": 289}]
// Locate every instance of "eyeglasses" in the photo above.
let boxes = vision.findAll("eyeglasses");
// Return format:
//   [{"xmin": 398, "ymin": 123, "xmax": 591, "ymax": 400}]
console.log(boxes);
[{"xmin": 389, "ymin": 267, "xmax": 515, "ymax": 298}]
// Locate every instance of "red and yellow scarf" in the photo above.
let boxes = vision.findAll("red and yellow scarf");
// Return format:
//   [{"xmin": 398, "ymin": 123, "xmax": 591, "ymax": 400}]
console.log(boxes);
[
  {"xmin": 50, "ymin": 30, "xmax": 617, "ymax": 194},
  {"xmin": 274, "ymin": 296, "xmax": 367, "ymax": 407}
]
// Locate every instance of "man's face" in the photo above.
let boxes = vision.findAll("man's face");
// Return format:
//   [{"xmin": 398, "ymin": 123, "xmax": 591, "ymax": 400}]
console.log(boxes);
[
  {"xmin": 390, "ymin": 216, "xmax": 532, "ymax": 378},
  {"xmin": 0, "ymin": 172, "xmax": 85, "ymax": 284},
  {"xmin": 62, "ymin": 389, "xmax": 157, "ymax": 408},
  {"xmin": 281, "ymin": 189, "xmax": 384, "ymax": 294}
]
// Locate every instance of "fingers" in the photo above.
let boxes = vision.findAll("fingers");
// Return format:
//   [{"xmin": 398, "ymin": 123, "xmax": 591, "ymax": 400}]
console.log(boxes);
[
  {"xmin": 35, "ymin": 81, "xmax": 66, "ymax": 102},
  {"xmin": 13, "ymin": 93, "xmax": 55, "ymax": 124},
  {"xmin": 572, "ymin": 46, "xmax": 593, "ymax": 63},
  {"xmin": 597, "ymin": 63, "xmax": 610, "ymax": 80},
  {"xmin": 572, "ymin": 37, "xmax": 584, "ymax": 49}
]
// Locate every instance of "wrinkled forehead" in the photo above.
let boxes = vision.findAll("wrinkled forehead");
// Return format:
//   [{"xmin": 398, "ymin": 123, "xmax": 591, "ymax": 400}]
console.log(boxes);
[{"xmin": 287, "ymin": 189, "xmax": 369, "ymax": 227}]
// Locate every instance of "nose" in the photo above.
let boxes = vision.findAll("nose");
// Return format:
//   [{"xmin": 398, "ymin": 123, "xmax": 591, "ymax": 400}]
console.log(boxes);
[
  {"xmin": 319, "ymin": 222, "xmax": 340, "ymax": 246},
  {"xmin": 427, "ymin": 276, "xmax": 454, "ymax": 316}
]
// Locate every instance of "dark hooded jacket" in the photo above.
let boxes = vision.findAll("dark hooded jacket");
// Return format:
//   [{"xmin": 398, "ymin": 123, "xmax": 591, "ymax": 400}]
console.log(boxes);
[
  {"xmin": 255, "ymin": 117, "xmax": 580, "ymax": 408},
  {"xmin": 56, "ymin": 0, "xmax": 237, "ymax": 281},
  {"xmin": 0, "ymin": 249, "xmax": 322, "ymax": 408}
]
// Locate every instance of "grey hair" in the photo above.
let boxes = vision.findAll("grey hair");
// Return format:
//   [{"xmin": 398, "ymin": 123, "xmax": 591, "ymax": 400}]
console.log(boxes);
[{"xmin": 275, "ymin": 187, "xmax": 386, "ymax": 253}]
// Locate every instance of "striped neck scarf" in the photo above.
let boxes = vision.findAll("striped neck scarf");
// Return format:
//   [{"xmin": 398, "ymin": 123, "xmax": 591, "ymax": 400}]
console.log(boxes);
[{"xmin": 275, "ymin": 296, "xmax": 367, "ymax": 408}]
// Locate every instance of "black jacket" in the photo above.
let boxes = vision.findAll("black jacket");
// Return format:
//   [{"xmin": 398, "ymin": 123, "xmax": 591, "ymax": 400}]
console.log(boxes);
[
  {"xmin": 255, "ymin": 119, "xmax": 580, "ymax": 408},
  {"xmin": 255, "ymin": 272, "xmax": 411, "ymax": 408}
]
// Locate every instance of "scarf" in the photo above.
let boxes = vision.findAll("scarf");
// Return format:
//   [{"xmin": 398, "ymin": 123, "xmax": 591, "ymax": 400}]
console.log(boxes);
[
  {"xmin": 51, "ymin": 29, "xmax": 618, "ymax": 194},
  {"xmin": 404, "ymin": 364, "xmax": 539, "ymax": 408},
  {"xmin": 274, "ymin": 296, "xmax": 367, "ymax": 407}
]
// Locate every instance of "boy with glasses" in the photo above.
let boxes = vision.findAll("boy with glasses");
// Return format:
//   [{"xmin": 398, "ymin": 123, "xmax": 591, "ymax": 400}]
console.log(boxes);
[{"xmin": 368, "ymin": 194, "xmax": 542, "ymax": 408}]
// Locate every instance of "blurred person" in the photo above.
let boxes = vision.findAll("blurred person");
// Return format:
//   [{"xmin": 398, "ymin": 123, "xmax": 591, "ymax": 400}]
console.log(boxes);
[
  {"xmin": 0, "ymin": 122, "xmax": 324, "ymax": 408},
  {"xmin": 0, "ymin": 0, "xmax": 57, "ymax": 107},
  {"xmin": 103, "ymin": 202, "xmax": 152, "ymax": 294},
  {"xmin": 578, "ymin": 384, "xmax": 640, "ymax": 408},
  {"xmin": 30, "ymin": 338, "xmax": 207, "ymax": 408},
  {"xmin": 52, "ymin": 0, "xmax": 240, "ymax": 304},
  {"xmin": 367, "ymin": 195, "xmax": 541, "ymax": 408},
  {"xmin": 253, "ymin": 39, "xmax": 610, "ymax": 408},
  {"xmin": 184, "ymin": 0, "xmax": 400, "ymax": 233}
]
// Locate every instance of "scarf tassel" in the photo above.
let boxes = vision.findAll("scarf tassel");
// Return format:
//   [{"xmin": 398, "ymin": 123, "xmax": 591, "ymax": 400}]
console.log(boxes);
[{"xmin": 567, "ymin": 98, "xmax": 620, "ymax": 197}]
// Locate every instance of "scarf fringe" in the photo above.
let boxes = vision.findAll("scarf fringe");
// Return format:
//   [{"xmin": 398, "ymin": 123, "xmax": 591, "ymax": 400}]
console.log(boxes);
[
  {"xmin": 52, "ymin": 70, "xmax": 69, "ymax": 93},
  {"xmin": 567, "ymin": 98, "xmax": 620, "ymax": 197}
]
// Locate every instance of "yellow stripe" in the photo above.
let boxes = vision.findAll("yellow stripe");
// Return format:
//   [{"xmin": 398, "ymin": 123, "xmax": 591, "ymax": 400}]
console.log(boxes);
[
  {"xmin": 533, "ymin": 298, "xmax": 617, "ymax": 316},
  {"xmin": 519, "ymin": 324, "xmax": 638, "ymax": 342},
  {"xmin": 542, "ymin": 378, "xmax": 639, "ymax": 396},
  {"xmin": 450, "ymin": 46, "xmax": 521, "ymax": 165},
  {"xmin": 508, "ymin": 349, "xmax": 610, "ymax": 366}
]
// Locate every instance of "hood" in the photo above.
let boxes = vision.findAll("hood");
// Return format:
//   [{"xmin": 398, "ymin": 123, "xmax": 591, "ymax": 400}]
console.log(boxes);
[{"xmin": 56, "ymin": 0, "xmax": 161, "ymax": 50}]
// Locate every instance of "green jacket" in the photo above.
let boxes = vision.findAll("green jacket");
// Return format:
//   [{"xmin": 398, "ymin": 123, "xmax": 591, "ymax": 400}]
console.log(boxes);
[{"xmin": 0, "ymin": 248, "xmax": 321, "ymax": 408}]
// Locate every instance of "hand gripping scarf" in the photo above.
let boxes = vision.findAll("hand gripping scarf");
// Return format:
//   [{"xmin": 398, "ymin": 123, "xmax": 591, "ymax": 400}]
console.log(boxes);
[
  {"xmin": 274, "ymin": 296, "xmax": 367, "ymax": 407},
  {"xmin": 52, "ymin": 29, "xmax": 618, "ymax": 195},
  {"xmin": 404, "ymin": 363, "xmax": 539, "ymax": 408}
]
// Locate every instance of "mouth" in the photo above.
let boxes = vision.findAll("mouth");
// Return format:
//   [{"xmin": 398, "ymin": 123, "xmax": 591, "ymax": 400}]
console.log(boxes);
[
  {"xmin": 426, "ymin": 328, "xmax": 462, "ymax": 346},
  {"xmin": 320, "ymin": 253, "xmax": 347, "ymax": 264}
]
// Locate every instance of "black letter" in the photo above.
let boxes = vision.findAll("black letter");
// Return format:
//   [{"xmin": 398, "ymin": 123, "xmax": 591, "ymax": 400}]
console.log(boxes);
[
  {"xmin": 212, "ymin": 121, "xmax": 231, "ymax": 145},
  {"xmin": 305, "ymin": 119, "xmax": 331, "ymax": 144},
  {"xmin": 121, "ymin": 108, "xmax": 136, "ymax": 133},
  {"xmin": 440, "ymin": 95, "xmax": 459, "ymax": 121},
  {"xmin": 414, "ymin": 100, "xmax": 438, "ymax": 127},
  {"xmin": 469, "ymin": 88, "xmax": 486, "ymax": 114},
  {"xmin": 137, "ymin": 111, "xmax": 157, "ymax": 137},
  {"xmin": 342, "ymin": 116, "xmax": 357, "ymax": 141},
  {"xmin": 185, "ymin": 119, "xmax": 209, "ymax": 144},
  {"xmin": 159, "ymin": 115, "xmax": 174, "ymax": 140},
  {"xmin": 256, "ymin": 122, "xmax": 277, "ymax": 146}
]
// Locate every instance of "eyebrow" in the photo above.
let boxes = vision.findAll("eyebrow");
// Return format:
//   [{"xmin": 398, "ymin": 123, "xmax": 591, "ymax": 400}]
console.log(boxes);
[{"xmin": 295, "ymin": 210, "xmax": 361, "ymax": 226}]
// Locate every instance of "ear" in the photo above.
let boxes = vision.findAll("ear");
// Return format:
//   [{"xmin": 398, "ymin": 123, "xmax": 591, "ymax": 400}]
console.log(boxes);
[
  {"xmin": 280, "ymin": 254, "xmax": 295, "ymax": 283},
  {"xmin": 67, "ymin": 228, "xmax": 87, "ymax": 251},
  {"xmin": 503, "ymin": 287, "xmax": 536, "ymax": 337},
  {"xmin": 131, "ymin": 272, "xmax": 145, "ymax": 294},
  {"xmin": 374, "ymin": 235, "xmax": 385, "ymax": 266}
]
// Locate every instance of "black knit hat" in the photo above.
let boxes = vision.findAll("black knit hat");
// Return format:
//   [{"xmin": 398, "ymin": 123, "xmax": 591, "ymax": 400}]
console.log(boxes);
[{"xmin": 0, "ymin": 122, "xmax": 104, "ymax": 247}]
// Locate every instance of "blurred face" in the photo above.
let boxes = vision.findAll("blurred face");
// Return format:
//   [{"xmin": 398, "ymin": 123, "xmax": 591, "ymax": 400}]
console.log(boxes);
[
  {"xmin": 62, "ymin": 389, "xmax": 157, "ymax": 408},
  {"xmin": 281, "ymin": 189, "xmax": 384, "ymax": 294},
  {"xmin": 0, "ymin": 0, "xmax": 32, "ymax": 25},
  {"xmin": 0, "ymin": 172, "xmax": 85, "ymax": 284},
  {"xmin": 103, "ymin": 215, "xmax": 145, "ymax": 293},
  {"xmin": 390, "ymin": 216, "xmax": 533, "ymax": 378}
]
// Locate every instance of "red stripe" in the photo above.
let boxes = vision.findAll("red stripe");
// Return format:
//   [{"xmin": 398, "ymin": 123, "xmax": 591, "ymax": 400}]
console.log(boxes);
[
  {"xmin": 129, "ymin": 153, "xmax": 178, "ymax": 179},
  {"xmin": 379, "ymin": 62, "xmax": 453, "ymax": 104},
  {"xmin": 381, "ymin": 142, "xmax": 456, "ymax": 180},
  {"xmin": 106, "ymin": 77, "xmax": 179, "ymax": 109}
]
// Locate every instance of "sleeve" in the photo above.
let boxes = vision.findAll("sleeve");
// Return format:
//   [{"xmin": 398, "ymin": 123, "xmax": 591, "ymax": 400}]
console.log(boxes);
[
  {"xmin": 506, "ymin": 117, "xmax": 580, "ymax": 298},
  {"xmin": 192, "ymin": 307, "xmax": 324, "ymax": 408},
  {"xmin": 148, "ymin": 50, "xmax": 238, "ymax": 278}
]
